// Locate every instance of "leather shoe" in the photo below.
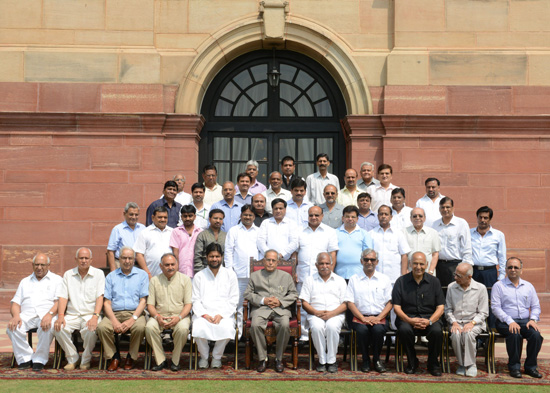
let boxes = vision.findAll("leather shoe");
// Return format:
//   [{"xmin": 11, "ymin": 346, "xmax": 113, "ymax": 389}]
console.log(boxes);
[
  {"xmin": 510, "ymin": 369, "xmax": 522, "ymax": 378},
  {"xmin": 123, "ymin": 356, "xmax": 134, "ymax": 370},
  {"xmin": 316, "ymin": 363, "xmax": 326, "ymax": 372},
  {"xmin": 404, "ymin": 365, "xmax": 416, "ymax": 374},
  {"xmin": 256, "ymin": 360, "xmax": 267, "ymax": 373},
  {"xmin": 327, "ymin": 363, "xmax": 338, "ymax": 373},
  {"xmin": 374, "ymin": 360, "xmax": 387, "ymax": 373},
  {"xmin": 18, "ymin": 361, "xmax": 32, "ymax": 370},
  {"xmin": 525, "ymin": 369, "xmax": 542, "ymax": 379},
  {"xmin": 151, "ymin": 360, "xmax": 166, "ymax": 371},
  {"xmin": 429, "ymin": 366, "xmax": 442, "ymax": 376},
  {"xmin": 107, "ymin": 358, "xmax": 120, "ymax": 372},
  {"xmin": 360, "ymin": 362, "xmax": 370, "ymax": 373},
  {"xmin": 32, "ymin": 362, "xmax": 44, "ymax": 371},
  {"xmin": 275, "ymin": 359, "xmax": 284, "ymax": 373},
  {"xmin": 170, "ymin": 362, "xmax": 180, "ymax": 372}
]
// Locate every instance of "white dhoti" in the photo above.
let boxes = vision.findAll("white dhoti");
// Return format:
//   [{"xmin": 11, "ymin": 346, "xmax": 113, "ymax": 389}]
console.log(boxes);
[
  {"xmin": 7, "ymin": 315, "xmax": 56, "ymax": 365},
  {"xmin": 308, "ymin": 314, "xmax": 345, "ymax": 365}
]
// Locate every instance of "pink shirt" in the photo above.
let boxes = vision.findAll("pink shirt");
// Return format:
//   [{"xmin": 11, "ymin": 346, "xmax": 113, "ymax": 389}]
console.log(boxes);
[{"xmin": 169, "ymin": 226, "xmax": 203, "ymax": 277}]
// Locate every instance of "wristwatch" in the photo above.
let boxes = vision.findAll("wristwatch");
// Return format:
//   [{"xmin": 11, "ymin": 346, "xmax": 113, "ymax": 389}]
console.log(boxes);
[
  {"xmin": 471, "ymin": 320, "xmax": 477, "ymax": 326},
  {"xmin": 132, "ymin": 315, "xmax": 138, "ymax": 321},
  {"xmin": 429, "ymin": 320, "xmax": 433, "ymax": 326},
  {"xmin": 48, "ymin": 311, "xmax": 54, "ymax": 316},
  {"xmin": 93, "ymin": 312, "xmax": 100, "ymax": 317}
]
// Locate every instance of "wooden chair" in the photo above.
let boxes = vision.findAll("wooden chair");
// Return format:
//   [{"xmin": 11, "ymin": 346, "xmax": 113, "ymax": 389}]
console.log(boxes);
[
  {"xmin": 308, "ymin": 327, "xmax": 357, "ymax": 371},
  {"xmin": 242, "ymin": 256, "xmax": 301, "ymax": 370}
]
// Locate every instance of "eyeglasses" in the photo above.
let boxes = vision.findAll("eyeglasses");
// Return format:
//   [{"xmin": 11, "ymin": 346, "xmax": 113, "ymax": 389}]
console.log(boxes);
[
  {"xmin": 362, "ymin": 258, "xmax": 377, "ymax": 263},
  {"xmin": 453, "ymin": 272, "xmax": 463, "ymax": 279},
  {"xmin": 308, "ymin": 214, "xmax": 321, "ymax": 217},
  {"xmin": 324, "ymin": 192, "xmax": 336, "ymax": 195},
  {"xmin": 507, "ymin": 266, "xmax": 521, "ymax": 270},
  {"xmin": 412, "ymin": 215, "xmax": 424, "ymax": 218}
]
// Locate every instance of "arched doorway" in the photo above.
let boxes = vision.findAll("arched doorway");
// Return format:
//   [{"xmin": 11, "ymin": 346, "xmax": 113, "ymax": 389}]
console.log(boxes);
[{"xmin": 199, "ymin": 50, "xmax": 347, "ymax": 185}]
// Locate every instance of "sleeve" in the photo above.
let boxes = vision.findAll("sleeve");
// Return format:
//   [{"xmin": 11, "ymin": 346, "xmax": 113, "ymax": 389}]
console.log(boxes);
[
  {"xmin": 391, "ymin": 278, "xmax": 403, "ymax": 306},
  {"xmin": 95, "ymin": 272, "xmax": 105, "ymax": 298},
  {"xmin": 432, "ymin": 230, "xmax": 441, "ymax": 252},
  {"xmin": 277, "ymin": 273, "xmax": 298, "ymax": 308},
  {"xmin": 191, "ymin": 274, "xmax": 207, "ymax": 316},
  {"xmin": 11, "ymin": 281, "xmax": 24, "ymax": 305},
  {"xmin": 224, "ymin": 227, "xmax": 236, "ymax": 271},
  {"xmin": 244, "ymin": 274, "xmax": 264, "ymax": 307},
  {"xmin": 327, "ymin": 228, "xmax": 339, "ymax": 252},
  {"xmin": 133, "ymin": 231, "xmax": 147, "ymax": 255},
  {"xmin": 104, "ymin": 273, "xmax": 113, "ymax": 301},
  {"xmin": 139, "ymin": 272, "xmax": 149, "ymax": 298},
  {"xmin": 460, "ymin": 221, "xmax": 473, "ymax": 264},
  {"xmin": 147, "ymin": 278, "xmax": 156, "ymax": 306},
  {"xmin": 343, "ymin": 277, "xmax": 356, "ymax": 303},
  {"xmin": 57, "ymin": 272, "xmax": 70, "ymax": 299},
  {"xmin": 182, "ymin": 275, "xmax": 192, "ymax": 305},
  {"xmin": 491, "ymin": 282, "xmax": 514, "ymax": 325},
  {"xmin": 169, "ymin": 229, "xmax": 181, "ymax": 249},
  {"xmin": 223, "ymin": 270, "xmax": 239, "ymax": 319},
  {"xmin": 282, "ymin": 222, "xmax": 299, "ymax": 260},
  {"xmin": 107, "ymin": 226, "xmax": 119, "ymax": 251},
  {"xmin": 193, "ymin": 232, "xmax": 206, "ymax": 274},
  {"xmin": 257, "ymin": 221, "xmax": 269, "ymax": 256},
  {"xmin": 473, "ymin": 285, "xmax": 489, "ymax": 326},
  {"xmin": 299, "ymin": 277, "xmax": 312, "ymax": 303},
  {"xmin": 497, "ymin": 232, "xmax": 507, "ymax": 281},
  {"xmin": 433, "ymin": 278, "xmax": 445, "ymax": 306},
  {"xmin": 444, "ymin": 286, "xmax": 457, "ymax": 324},
  {"xmin": 338, "ymin": 278, "xmax": 348, "ymax": 304},
  {"xmin": 382, "ymin": 278, "xmax": 392, "ymax": 304},
  {"xmin": 145, "ymin": 203, "xmax": 154, "ymax": 227},
  {"xmin": 529, "ymin": 284, "xmax": 542, "ymax": 321},
  {"xmin": 397, "ymin": 231, "xmax": 411, "ymax": 255},
  {"xmin": 363, "ymin": 230, "xmax": 374, "ymax": 250}
]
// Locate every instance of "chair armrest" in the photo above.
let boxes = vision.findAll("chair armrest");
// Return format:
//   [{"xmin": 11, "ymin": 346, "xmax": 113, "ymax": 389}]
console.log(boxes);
[{"xmin": 243, "ymin": 299, "xmax": 249, "ymax": 322}]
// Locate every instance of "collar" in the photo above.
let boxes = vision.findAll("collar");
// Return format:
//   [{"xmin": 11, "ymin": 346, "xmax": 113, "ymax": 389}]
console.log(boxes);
[
  {"xmin": 31, "ymin": 270, "xmax": 52, "ymax": 281},
  {"xmin": 503, "ymin": 276, "xmax": 524, "ymax": 287},
  {"xmin": 338, "ymin": 225, "xmax": 362, "ymax": 234},
  {"xmin": 115, "ymin": 266, "xmax": 138, "ymax": 277},
  {"xmin": 313, "ymin": 271, "xmax": 337, "ymax": 282}
]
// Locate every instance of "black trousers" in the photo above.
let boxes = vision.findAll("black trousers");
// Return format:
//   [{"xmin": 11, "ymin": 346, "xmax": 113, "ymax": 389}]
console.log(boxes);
[
  {"xmin": 473, "ymin": 266, "xmax": 497, "ymax": 328},
  {"xmin": 396, "ymin": 318, "xmax": 443, "ymax": 369},
  {"xmin": 351, "ymin": 321, "xmax": 387, "ymax": 365},
  {"xmin": 495, "ymin": 318, "xmax": 544, "ymax": 371},
  {"xmin": 436, "ymin": 259, "xmax": 460, "ymax": 288}
]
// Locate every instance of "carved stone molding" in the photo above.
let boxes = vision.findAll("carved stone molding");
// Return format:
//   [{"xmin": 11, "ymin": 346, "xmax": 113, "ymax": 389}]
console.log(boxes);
[{"xmin": 259, "ymin": 1, "xmax": 289, "ymax": 43}]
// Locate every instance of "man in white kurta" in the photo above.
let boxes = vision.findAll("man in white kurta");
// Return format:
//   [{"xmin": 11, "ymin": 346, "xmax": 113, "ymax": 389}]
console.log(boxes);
[
  {"xmin": 300, "ymin": 253, "xmax": 347, "ymax": 373},
  {"xmin": 7, "ymin": 253, "xmax": 63, "ymax": 370},
  {"xmin": 192, "ymin": 243, "xmax": 239, "ymax": 368},
  {"xmin": 257, "ymin": 199, "xmax": 299, "ymax": 260}
]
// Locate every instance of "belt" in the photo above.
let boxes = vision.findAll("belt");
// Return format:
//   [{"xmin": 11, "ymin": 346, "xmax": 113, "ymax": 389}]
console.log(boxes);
[
  {"xmin": 474, "ymin": 265, "xmax": 496, "ymax": 271},
  {"xmin": 438, "ymin": 259, "xmax": 461, "ymax": 263}
]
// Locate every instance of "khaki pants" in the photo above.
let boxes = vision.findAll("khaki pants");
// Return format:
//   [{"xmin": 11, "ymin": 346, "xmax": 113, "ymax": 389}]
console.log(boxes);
[
  {"xmin": 97, "ymin": 311, "xmax": 146, "ymax": 360},
  {"xmin": 145, "ymin": 316, "xmax": 190, "ymax": 366}
]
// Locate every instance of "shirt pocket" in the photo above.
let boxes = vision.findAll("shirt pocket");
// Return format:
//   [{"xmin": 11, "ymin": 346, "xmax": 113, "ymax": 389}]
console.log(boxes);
[{"xmin": 84, "ymin": 282, "xmax": 98, "ymax": 303}]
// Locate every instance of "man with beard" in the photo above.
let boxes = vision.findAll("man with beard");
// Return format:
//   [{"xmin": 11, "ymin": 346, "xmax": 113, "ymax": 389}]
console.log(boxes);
[{"xmin": 319, "ymin": 185, "xmax": 344, "ymax": 229}]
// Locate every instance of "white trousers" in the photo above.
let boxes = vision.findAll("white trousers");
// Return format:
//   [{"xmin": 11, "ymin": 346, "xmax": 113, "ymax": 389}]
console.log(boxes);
[
  {"xmin": 195, "ymin": 338, "xmax": 230, "ymax": 361},
  {"xmin": 450, "ymin": 324, "xmax": 484, "ymax": 367},
  {"xmin": 309, "ymin": 314, "xmax": 345, "ymax": 365},
  {"xmin": 7, "ymin": 315, "xmax": 56, "ymax": 365},
  {"xmin": 54, "ymin": 314, "xmax": 100, "ymax": 365},
  {"xmin": 296, "ymin": 282, "xmax": 309, "ymax": 340},
  {"xmin": 236, "ymin": 278, "xmax": 249, "ymax": 339}
]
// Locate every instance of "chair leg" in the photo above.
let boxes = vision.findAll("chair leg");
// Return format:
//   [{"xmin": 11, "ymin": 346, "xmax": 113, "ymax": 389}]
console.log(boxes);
[
  {"xmin": 292, "ymin": 337, "xmax": 298, "ymax": 370},
  {"xmin": 308, "ymin": 330, "xmax": 313, "ymax": 371},
  {"xmin": 385, "ymin": 335, "xmax": 391, "ymax": 364},
  {"xmin": 11, "ymin": 354, "xmax": 16, "ymax": 368},
  {"xmin": 343, "ymin": 333, "xmax": 349, "ymax": 363},
  {"xmin": 234, "ymin": 331, "xmax": 239, "ymax": 371},
  {"xmin": 245, "ymin": 336, "xmax": 251, "ymax": 370},
  {"xmin": 395, "ymin": 336, "xmax": 403, "ymax": 373}
]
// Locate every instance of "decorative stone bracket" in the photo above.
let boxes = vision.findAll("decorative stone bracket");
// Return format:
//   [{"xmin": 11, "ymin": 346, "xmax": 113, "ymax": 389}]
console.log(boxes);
[{"xmin": 259, "ymin": 1, "xmax": 289, "ymax": 44}]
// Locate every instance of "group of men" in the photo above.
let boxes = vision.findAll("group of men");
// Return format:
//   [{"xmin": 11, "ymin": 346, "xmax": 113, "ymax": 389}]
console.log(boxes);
[{"xmin": 7, "ymin": 155, "xmax": 544, "ymax": 379}]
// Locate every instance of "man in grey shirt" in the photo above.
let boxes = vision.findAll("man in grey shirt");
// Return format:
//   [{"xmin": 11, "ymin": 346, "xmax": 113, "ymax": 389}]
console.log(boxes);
[{"xmin": 319, "ymin": 184, "xmax": 344, "ymax": 229}]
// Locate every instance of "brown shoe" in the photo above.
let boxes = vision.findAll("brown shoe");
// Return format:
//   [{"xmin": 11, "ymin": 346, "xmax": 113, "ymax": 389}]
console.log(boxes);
[
  {"xmin": 107, "ymin": 358, "xmax": 120, "ymax": 372},
  {"xmin": 123, "ymin": 357, "xmax": 135, "ymax": 370}
]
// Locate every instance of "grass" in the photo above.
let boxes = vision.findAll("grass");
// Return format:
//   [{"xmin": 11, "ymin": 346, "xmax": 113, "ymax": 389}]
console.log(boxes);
[{"xmin": 0, "ymin": 380, "xmax": 547, "ymax": 393}]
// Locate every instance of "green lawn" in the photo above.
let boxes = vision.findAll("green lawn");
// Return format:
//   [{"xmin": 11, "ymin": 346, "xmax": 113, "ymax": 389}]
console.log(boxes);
[{"xmin": 1, "ymin": 380, "xmax": 546, "ymax": 393}]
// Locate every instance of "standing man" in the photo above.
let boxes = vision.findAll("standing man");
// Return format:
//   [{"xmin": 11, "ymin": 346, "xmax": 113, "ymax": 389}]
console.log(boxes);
[
  {"xmin": 286, "ymin": 178, "xmax": 313, "ymax": 228},
  {"xmin": 403, "ymin": 207, "xmax": 440, "ymax": 275},
  {"xmin": 235, "ymin": 173, "xmax": 253, "ymax": 205},
  {"xmin": 210, "ymin": 181, "xmax": 243, "ymax": 232},
  {"xmin": 337, "ymin": 168, "xmax": 360, "ymax": 207},
  {"xmin": 202, "ymin": 164, "xmax": 223, "ymax": 206},
  {"xmin": 252, "ymin": 193, "xmax": 271, "ymax": 226},
  {"xmin": 170, "ymin": 205, "xmax": 203, "ymax": 278},
  {"xmin": 54, "ymin": 248, "xmax": 105, "ymax": 371},
  {"xmin": 7, "ymin": 252, "xmax": 62, "ymax": 371},
  {"xmin": 432, "ymin": 197, "xmax": 472, "ymax": 287},
  {"xmin": 319, "ymin": 185, "xmax": 344, "ymax": 229},
  {"xmin": 244, "ymin": 250, "xmax": 299, "ymax": 373},
  {"xmin": 300, "ymin": 253, "xmax": 347, "ymax": 373},
  {"xmin": 134, "ymin": 206, "xmax": 173, "ymax": 279},
  {"xmin": 244, "ymin": 160, "xmax": 267, "ymax": 195},
  {"xmin": 171, "ymin": 174, "xmax": 193, "ymax": 206},
  {"xmin": 97, "ymin": 247, "xmax": 148, "ymax": 371},
  {"xmin": 192, "ymin": 243, "xmax": 239, "ymax": 369},
  {"xmin": 366, "ymin": 164, "xmax": 398, "ymax": 212},
  {"xmin": 357, "ymin": 192, "xmax": 378, "ymax": 232},
  {"xmin": 390, "ymin": 188, "xmax": 412, "ymax": 230},
  {"xmin": 146, "ymin": 253, "xmax": 192, "ymax": 372},
  {"xmin": 416, "ymin": 178, "xmax": 445, "ymax": 227},
  {"xmin": 357, "ymin": 161, "xmax": 380, "ymax": 191},
  {"xmin": 262, "ymin": 171, "xmax": 291, "ymax": 213},
  {"xmin": 492, "ymin": 257, "xmax": 543, "ymax": 379},
  {"xmin": 146, "ymin": 180, "xmax": 182, "ymax": 228},
  {"xmin": 257, "ymin": 198, "xmax": 299, "ymax": 260},
  {"xmin": 445, "ymin": 262, "xmax": 488, "ymax": 378},
  {"xmin": 281, "ymin": 156, "xmax": 300, "ymax": 191},
  {"xmin": 306, "ymin": 153, "xmax": 340, "ymax": 206},
  {"xmin": 107, "ymin": 202, "xmax": 145, "ymax": 271},
  {"xmin": 193, "ymin": 209, "xmax": 227, "ymax": 274},
  {"xmin": 345, "ymin": 249, "xmax": 392, "ymax": 373},
  {"xmin": 191, "ymin": 182, "xmax": 210, "ymax": 221},
  {"xmin": 392, "ymin": 252, "xmax": 445, "ymax": 376}
]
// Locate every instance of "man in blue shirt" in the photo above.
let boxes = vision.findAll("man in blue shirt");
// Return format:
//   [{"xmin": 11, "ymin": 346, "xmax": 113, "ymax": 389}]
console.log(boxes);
[
  {"xmin": 146, "ymin": 181, "xmax": 182, "ymax": 228},
  {"xmin": 210, "ymin": 181, "xmax": 243, "ymax": 232},
  {"xmin": 97, "ymin": 247, "xmax": 149, "ymax": 371},
  {"xmin": 106, "ymin": 202, "xmax": 145, "ymax": 271}
]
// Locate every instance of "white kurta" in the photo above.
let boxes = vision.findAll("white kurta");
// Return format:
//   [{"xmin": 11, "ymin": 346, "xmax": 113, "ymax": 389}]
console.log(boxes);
[{"xmin": 191, "ymin": 266, "xmax": 238, "ymax": 340}]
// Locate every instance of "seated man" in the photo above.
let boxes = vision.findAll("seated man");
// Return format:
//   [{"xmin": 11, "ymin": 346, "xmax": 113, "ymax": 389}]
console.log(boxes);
[
  {"xmin": 97, "ymin": 247, "xmax": 148, "ymax": 371},
  {"xmin": 192, "ymin": 243, "xmax": 238, "ymax": 369},
  {"xmin": 492, "ymin": 256, "xmax": 544, "ymax": 379},
  {"xmin": 54, "ymin": 248, "xmax": 105, "ymax": 370},
  {"xmin": 300, "ymin": 252, "xmax": 347, "ymax": 373},
  {"xmin": 392, "ymin": 252, "xmax": 445, "ymax": 376},
  {"xmin": 445, "ymin": 262, "xmax": 488, "ymax": 377},
  {"xmin": 7, "ymin": 252, "xmax": 63, "ymax": 371},
  {"xmin": 345, "ymin": 249, "xmax": 392, "ymax": 374},
  {"xmin": 244, "ymin": 250, "xmax": 298, "ymax": 373},
  {"xmin": 146, "ymin": 253, "xmax": 192, "ymax": 372}
]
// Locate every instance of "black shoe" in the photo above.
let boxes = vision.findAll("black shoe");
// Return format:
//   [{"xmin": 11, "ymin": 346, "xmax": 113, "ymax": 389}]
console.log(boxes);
[
  {"xmin": 18, "ymin": 361, "xmax": 32, "ymax": 370},
  {"xmin": 374, "ymin": 360, "xmax": 387, "ymax": 373},
  {"xmin": 510, "ymin": 369, "xmax": 522, "ymax": 378},
  {"xmin": 405, "ymin": 365, "xmax": 416, "ymax": 374},
  {"xmin": 275, "ymin": 359, "xmax": 284, "ymax": 373},
  {"xmin": 170, "ymin": 362, "xmax": 180, "ymax": 372},
  {"xmin": 327, "ymin": 363, "xmax": 338, "ymax": 373},
  {"xmin": 524, "ymin": 368, "xmax": 542, "ymax": 379},
  {"xmin": 32, "ymin": 363, "xmax": 44, "ymax": 371},
  {"xmin": 316, "ymin": 363, "xmax": 326, "ymax": 372},
  {"xmin": 360, "ymin": 362, "xmax": 370, "ymax": 373},
  {"xmin": 429, "ymin": 366, "xmax": 442, "ymax": 376},
  {"xmin": 151, "ymin": 360, "xmax": 167, "ymax": 371},
  {"xmin": 257, "ymin": 360, "xmax": 267, "ymax": 373}
]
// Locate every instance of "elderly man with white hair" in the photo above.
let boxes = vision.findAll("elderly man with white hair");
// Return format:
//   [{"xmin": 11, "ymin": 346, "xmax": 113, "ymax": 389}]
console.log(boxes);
[{"xmin": 240, "ymin": 160, "xmax": 267, "ymax": 195}]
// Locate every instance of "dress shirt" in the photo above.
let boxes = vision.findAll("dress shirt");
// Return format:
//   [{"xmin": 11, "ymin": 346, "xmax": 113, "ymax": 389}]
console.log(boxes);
[
  {"xmin": 491, "ymin": 277, "xmax": 541, "ymax": 325},
  {"xmin": 357, "ymin": 210, "xmax": 378, "ymax": 232},
  {"xmin": 286, "ymin": 199, "xmax": 314, "ymax": 228},
  {"xmin": 471, "ymin": 226, "xmax": 507, "ymax": 280},
  {"xmin": 391, "ymin": 206, "xmax": 413, "ymax": 230},
  {"xmin": 403, "ymin": 225, "xmax": 441, "ymax": 262},
  {"xmin": 432, "ymin": 215, "xmax": 472, "ymax": 264},
  {"xmin": 319, "ymin": 203, "xmax": 344, "ymax": 229},
  {"xmin": 257, "ymin": 217, "xmax": 299, "ymax": 260},
  {"xmin": 300, "ymin": 272, "xmax": 347, "ymax": 311},
  {"xmin": 357, "ymin": 177, "xmax": 380, "ymax": 191},
  {"xmin": 193, "ymin": 229, "xmax": 227, "ymax": 273},
  {"xmin": 296, "ymin": 223, "xmax": 339, "ymax": 283},
  {"xmin": 175, "ymin": 191, "xmax": 192, "ymax": 206},
  {"xmin": 147, "ymin": 272, "xmax": 192, "ymax": 316},
  {"xmin": 445, "ymin": 280, "xmax": 488, "ymax": 327},
  {"xmin": 145, "ymin": 198, "xmax": 182, "ymax": 229},
  {"xmin": 416, "ymin": 194, "xmax": 445, "ymax": 227},
  {"xmin": 12, "ymin": 271, "xmax": 63, "ymax": 320},
  {"xmin": 247, "ymin": 180, "xmax": 267, "ymax": 196},
  {"xmin": 204, "ymin": 183, "xmax": 223, "ymax": 206},
  {"xmin": 282, "ymin": 174, "xmax": 301, "ymax": 191},
  {"xmin": 225, "ymin": 223, "xmax": 260, "ymax": 278},
  {"xmin": 191, "ymin": 202, "xmax": 210, "ymax": 220},
  {"xmin": 344, "ymin": 270, "xmax": 392, "ymax": 316},
  {"xmin": 210, "ymin": 199, "xmax": 243, "ymax": 232},
  {"xmin": 335, "ymin": 225, "xmax": 374, "ymax": 279},
  {"xmin": 366, "ymin": 183, "xmax": 398, "ymax": 213},
  {"xmin": 337, "ymin": 187, "xmax": 360, "ymax": 207},
  {"xmin": 306, "ymin": 172, "xmax": 340, "ymax": 206},
  {"xmin": 107, "ymin": 221, "xmax": 145, "ymax": 259},
  {"xmin": 262, "ymin": 187, "xmax": 292, "ymax": 213},
  {"xmin": 235, "ymin": 192, "xmax": 252, "ymax": 205},
  {"xmin": 104, "ymin": 267, "xmax": 149, "ymax": 311},
  {"xmin": 57, "ymin": 266, "xmax": 105, "ymax": 317},
  {"xmin": 169, "ymin": 225, "xmax": 203, "ymax": 277},
  {"xmin": 392, "ymin": 272, "xmax": 445, "ymax": 319},
  {"xmin": 133, "ymin": 224, "xmax": 173, "ymax": 277},
  {"xmin": 368, "ymin": 226, "xmax": 411, "ymax": 284},
  {"xmin": 254, "ymin": 211, "xmax": 271, "ymax": 227}
]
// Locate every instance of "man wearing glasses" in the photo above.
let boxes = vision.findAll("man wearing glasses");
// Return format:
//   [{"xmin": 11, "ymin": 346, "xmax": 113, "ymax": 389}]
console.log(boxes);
[{"xmin": 491, "ymin": 257, "xmax": 543, "ymax": 379}]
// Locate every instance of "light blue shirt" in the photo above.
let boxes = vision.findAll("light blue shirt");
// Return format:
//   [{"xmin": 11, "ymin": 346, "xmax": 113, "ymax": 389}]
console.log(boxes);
[
  {"xmin": 491, "ymin": 277, "xmax": 541, "ymax": 325},
  {"xmin": 235, "ymin": 193, "xmax": 252, "ymax": 205},
  {"xmin": 104, "ymin": 267, "xmax": 149, "ymax": 311},
  {"xmin": 471, "ymin": 226, "xmax": 507, "ymax": 280},
  {"xmin": 210, "ymin": 199, "xmax": 243, "ymax": 232},
  {"xmin": 357, "ymin": 210, "xmax": 378, "ymax": 232},
  {"xmin": 107, "ymin": 221, "xmax": 145, "ymax": 259},
  {"xmin": 335, "ymin": 225, "xmax": 374, "ymax": 279}
]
